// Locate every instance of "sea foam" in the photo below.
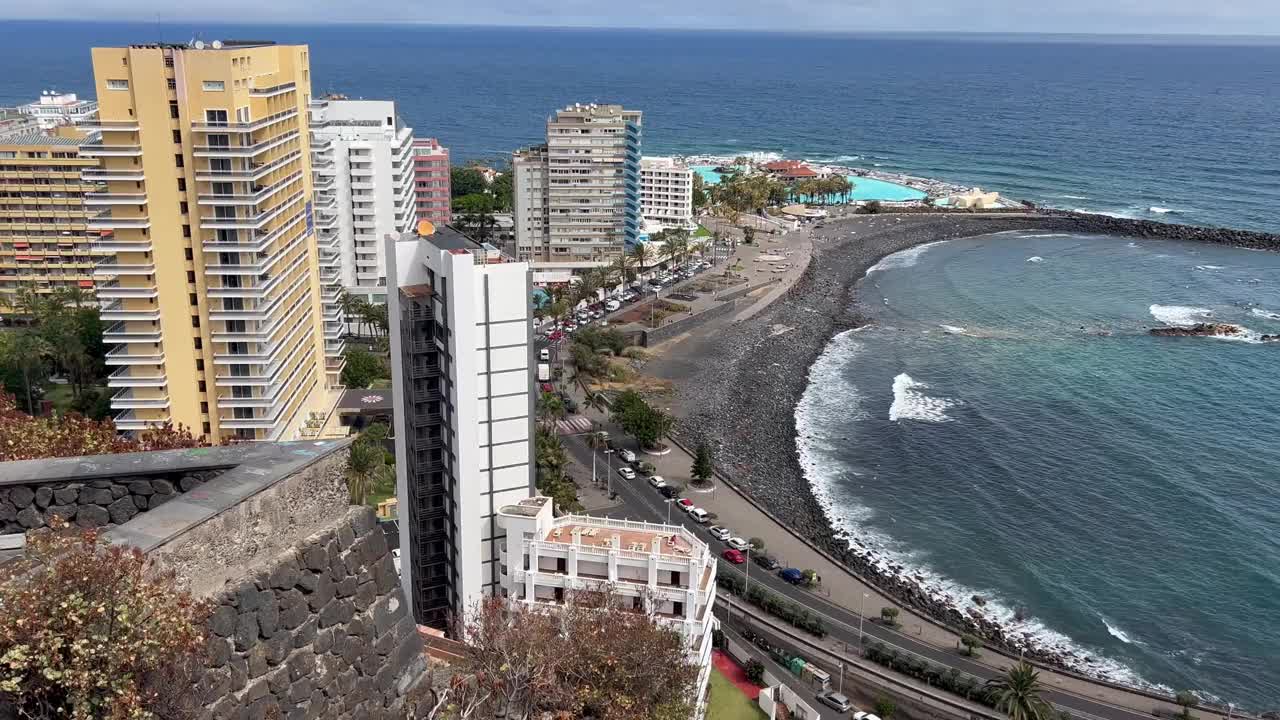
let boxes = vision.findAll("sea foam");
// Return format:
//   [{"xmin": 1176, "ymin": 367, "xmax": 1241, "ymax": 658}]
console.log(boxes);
[
  {"xmin": 1250, "ymin": 308, "xmax": 1280, "ymax": 321},
  {"xmin": 1149, "ymin": 304, "xmax": 1213, "ymax": 326},
  {"xmin": 1027, "ymin": 256, "xmax": 1045, "ymax": 263},
  {"xmin": 867, "ymin": 240, "xmax": 950, "ymax": 275},
  {"xmin": 1149, "ymin": 206, "xmax": 1177, "ymax": 214},
  {"xmin": 889, "ymin": 374, "xmax": 958, "ymax": 423}
]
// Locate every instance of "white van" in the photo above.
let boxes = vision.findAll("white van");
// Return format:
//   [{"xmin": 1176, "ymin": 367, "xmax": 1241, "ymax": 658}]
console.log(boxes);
[
  {"xmin": 688, "ymin": 508, "xmax": 710, "ymax": 524},
  {"xmin": 539, "ymin": 348, "xmax": 550, "ymax": 361},
  {"xmin": 605, "ymin": 300, "xmax": 621, "ymax": 312}
]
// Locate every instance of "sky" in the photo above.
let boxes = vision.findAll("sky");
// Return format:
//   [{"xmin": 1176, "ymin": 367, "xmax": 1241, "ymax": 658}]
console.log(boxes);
[{"xmin": 1, "ymin": 0, "xmax": 1279, "ymax": 36}]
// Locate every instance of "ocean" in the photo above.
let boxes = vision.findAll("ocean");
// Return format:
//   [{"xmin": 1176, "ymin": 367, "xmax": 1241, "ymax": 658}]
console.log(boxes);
[
  {"xmin": 0, "ymin": 22, "xmax": 1278, "ymax": 231},
  {"xmin": 797, "ymin": 232, "xmax": 1280, "ymax": 708}
]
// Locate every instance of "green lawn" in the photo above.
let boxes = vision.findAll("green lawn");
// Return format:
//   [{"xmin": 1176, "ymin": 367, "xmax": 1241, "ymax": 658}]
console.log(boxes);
[
  {"xmin": 45, "ymin": 383, "xmax": 75, "ymax": 413},
  {"xmin": 695, "ymin": 224, "xmax": 713, "ymax": 238},
  {"xmin": 706, "ymin": 667, "xmax": 767, "ymax": 720}
]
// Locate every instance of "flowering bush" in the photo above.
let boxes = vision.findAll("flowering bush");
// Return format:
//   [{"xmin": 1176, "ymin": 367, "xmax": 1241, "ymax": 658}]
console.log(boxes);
[
  {"xmin": 0, "ymin": 387, "xmax": 205, "ymax": 462},
  {"xmin": 0, "ymin": 518, "xmax": 212, "ymax": 719}
]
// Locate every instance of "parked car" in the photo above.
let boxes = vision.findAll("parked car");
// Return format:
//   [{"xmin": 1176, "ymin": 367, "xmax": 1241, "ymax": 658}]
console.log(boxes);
[
  {"xmin": 726, "ymin": 537, "xmax": 749, "ymax": 552},
  {"xmin": 752, "ymin": 554, "xmax": 781, "ymax": 571},
  {"xmin": 618, "ymin": 449, "xmax": 637, "ymax": 464},
  {"xmin": 647, "ymin": 475, "xmax": 667, "ymax": 489},
  {"xmin": 539, "ymin": 348, "xmax": 550, "ymax": 361},
  {"xmin": 548, "ymin": 331, "xmax": 564, "ymax": 341},
  {"xmin": 816, "ymin": 692, "xmax": 852, "ymax": 713},
  {"xmin": 707, "ymin": 526, "xmax": 732, "ymax": 541},
  {"xmin": 778, "ymin": 567, "xmax": 805, "ymax": 585},
  {"xmin": 617, "ymin": 467, "xmax": 636, "ymax": 481},
  {"xmin": 605, "ymin": 300, "xmax": 621, "ymax": 312},
  {"xmin": 853, "ymin": 713, "xmax": 881, "ymax": 720},
  {"xmin": 677, "ymin": 498, "xmax": 694, "ymax": 510},
  {"xmin": 658, "ymin": 486, "xmax": 679, "ymax": 499},
  {"xmin": 721, "ymin": 548, "xmax": 746, "ymax": 564},
  {"xmin": 688, "ymin": 508, "xmax": 709, "ymax": 523}
]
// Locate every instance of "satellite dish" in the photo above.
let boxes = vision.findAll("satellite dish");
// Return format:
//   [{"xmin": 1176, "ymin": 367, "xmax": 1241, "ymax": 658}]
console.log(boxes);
[
  {"xmin": 211, "ymin": 40, "xmax": 223, "ymax": 49},
  {"xmin": 193, "ymin": 40, "xmax": 205, "ymax": 49}
]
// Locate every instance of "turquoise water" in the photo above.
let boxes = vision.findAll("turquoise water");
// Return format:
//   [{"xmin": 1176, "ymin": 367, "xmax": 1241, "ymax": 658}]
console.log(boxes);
[
  {"xmin": 691, "ymin": 165, "xmax": 926, "ymax": 202},
  {"xmin": 797, "ymin": 233, "xmax": 1280, "ymax": 707}
]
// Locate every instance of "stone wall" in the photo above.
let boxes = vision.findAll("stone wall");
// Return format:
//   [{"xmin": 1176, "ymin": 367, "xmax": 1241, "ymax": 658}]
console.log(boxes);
[
  {"xmin": 643, "ymin": 296, "xmax": 746, "ymax": 346},
  {"xmin": 0, "ymin": 468, "xmax": 227, "ymax": 535},
  {"xmin": 196, "ymin": 506, "xmax": 424, "ymax": 720}
]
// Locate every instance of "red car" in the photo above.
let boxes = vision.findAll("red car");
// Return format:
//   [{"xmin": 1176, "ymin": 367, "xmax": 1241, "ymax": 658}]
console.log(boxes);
[
  {"xmin": 539, "ymin": 383, "xmax": 554, "ymax": 393},
  {"xmin": 548, "ymin": 331, "xmax": 564, "ymax": 341},
  {"xmin": 677, "ymin": 498, "xmax": 694, "ymax": 508},
  {"xmin": 722, "ymin": 549, "xmax": 746, "ymax": 564}
]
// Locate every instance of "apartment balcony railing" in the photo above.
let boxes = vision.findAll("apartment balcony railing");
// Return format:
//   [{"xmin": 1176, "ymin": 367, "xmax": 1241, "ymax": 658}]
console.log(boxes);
[
  {"xmin": 192, "ymin": 130, "xmax": 300, "ymax": 158},
  {"xmin": 84, "ymin": 192, "xmax": 148, "ymax": 206},
  {"xmin": 110, "ymin": 388, "xmax": 171, "ymax": 409},
  {"xmin": 196, "ymin": 170, "xmax": 302, "ymax": 206},
  {"xmin": 78, "ymin": 141, "xmax": 143, "ymax": 157},
  {"xmin": 107, "ymin": 366, "xmax": 166, "ymax": 388},
  {"xmin": 100, "ymin": 301, "xmax": 160, "ymax": 322},
  {"xmin": 81, "ymin": 168, "xmax": 146, "ymax": 182},
  {"xmin": 250, "ymin": 81, "xmax": 296, "ymax": 97},
  {"xmin": 114, "ymin": 409, "xmax": 173, "ymax": 431},
  {"xmin": 105, "ymin": 344, "xmax": 165, "ymax": 365},
  {"xmin": 95, "ymin": 279, "xmax": 158, "ymax": 300},
  {"xmin": 189, "ymin": 108, "xmax": 299, "ymax": 132},
  {"xmin": 194, "ymin": 150, "xmax": 302, "ymax": 182},
  {"xmin": 94, "ymin": 258, "xmax": 155, "ymax": 276}
]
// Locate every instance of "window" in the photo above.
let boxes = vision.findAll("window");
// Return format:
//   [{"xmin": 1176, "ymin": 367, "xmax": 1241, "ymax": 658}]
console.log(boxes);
[
  {"xmin": 191, "ymin": 315, "xmax": 200, "ymax": 328},
  {"xmin": 106, "ymin": 79, "xmax": 129, "ymax": 90},
  {"xmin": 193, "ymin": 337, "xmax": 202, "ymax": 350},
  {"xmin": 198, "ymin": 381, "xmax": 206, "ymax": 393},
  {"xmin": 179, "ymin": 201, "xmax": 188, "ymax": 214},
  {"xmin": 182, "ymin": 224, "xmax": 191, "ymax": 238},
  {"xmin": 185, "ymin": 248, "xmax": 194, "ymax": 261},
  {"xmin": 174, "ymin": 153, "xmax": 184, "ymax": 168},
  {"xmin": 177, "ymin": 178, "xmax": 186, "ymax": 192},
  {"xmin": 166, "ymin": 79, "xmax": 176, "ymax": 91},
  {"xmin": 202, "ymin": 80, "xmax": 225, "ymax": 92},
  {"xmin": 186, "ymin": 271, "xmax": 196, "ymax": 283},
  {"xmin": 189, "ymin": 292, "xmax": 198, "ymax": 306},
  {"xmin": 205, "ymin": 109, "xmax": 228, "ymax": 125},
  {"xmin": 196, "ymin": 359, "xmax": 204, "ymax": 371},
  {"xmin": 202, "ymin": 422, "xmax": 210, "ymax": 434},
  {"xmin": 169, "ymin": 101, "xmax": 179, "ymax": 119},
  {"xmin": 200, "ymin": 402, "xmax": 208, "ymax": 413},
  {"xmin": 164, "ymin": 55, "xmax": 174, "ymax": 68},
  {"xmin": 172, "ymin": 129, "xmax": 181, "ymax": 144}
]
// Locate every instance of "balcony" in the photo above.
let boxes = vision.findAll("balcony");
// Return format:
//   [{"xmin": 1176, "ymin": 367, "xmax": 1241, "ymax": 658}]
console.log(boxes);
[
  {"xmin": 106, "ymin": 344, "xmax": 164, "ymax": 366},
  {"xmin": 192, "ymin": 130, "xmax": 300, "ymax": 158},
  {"xmin": 196, "ymin": 170, "xmax": 302, "ymax": 206},
  {"xmin": 87, "ymin": 215, "xmax": 151, "ymax": 230},
  {"xmin": 201, "ymin": 212, "xmax": 305, "ymax": 253},
  {"xmin": 107, "ymin": 366, "xmax": 167, "ymax": 388},
  {"xmin": 111, "ymin": 388, "xmax": 170, "ymax": 409},
  {"xmin": 199, "ymin": 191, "xmax": 304, "ymax": 230},
  {"xmin": 79, "ymin": 141, "xmax": 143, "ymax": 157},
  {"xmin": 194, "ymin": 150, "xmax": 302, "ymax": 182},
  {"xmin": 408, "ymin": 358, "xmax": 440, "ymax": 378},
  {"xmin": 94, "ymin": 258, "xmax": 155, "ymax": 276},
  {"xmin": 100, "ymin": 301, "xmax": 160, "ymax": 322},
  {"xmin": 189, "ymin": 108, "xmax": 298, "ymax": 132},
  {"xmin": 103, "ymin": 322, "xmax": 162, "ymax": 344},
  {"xmin": 81, "ymin": 168, "xmax": 146, "ymax": 182},
  {"xmin": 95, "ymin": 279, "xmax": 158, "ymax": 300},
  {"xmin": 211, "ymin": 319, "xmax": 279, "ymax": 342},
  {"xmin": 77, "ymin": 120, "xmax": 141, "ymax": 132},
  {"xmin": 94, "ymin": 234, "xmax": 153, "ymax": 253},
  {"xmin": 84, "ymin": 191, "xmax": 148, "ymax": 206},
  {"xmin": 114, "ymin": 409, "xmax": 172, "ymax": 431},
  {"xmin": 250, "ymin": 81, "xmax": 296, "ymax": 97}
]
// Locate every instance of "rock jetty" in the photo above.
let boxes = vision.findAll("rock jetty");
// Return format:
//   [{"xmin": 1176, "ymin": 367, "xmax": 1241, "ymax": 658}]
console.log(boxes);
[{"xmin": 1150, "ymin": 323, "xmax": 1245, "ymax": 338}]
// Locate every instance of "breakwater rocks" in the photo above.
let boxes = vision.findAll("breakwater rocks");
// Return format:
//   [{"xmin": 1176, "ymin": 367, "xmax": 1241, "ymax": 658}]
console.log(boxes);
[{"xmin": 657, "ymin": 211, "xmax": 1280, "ymax": 685}]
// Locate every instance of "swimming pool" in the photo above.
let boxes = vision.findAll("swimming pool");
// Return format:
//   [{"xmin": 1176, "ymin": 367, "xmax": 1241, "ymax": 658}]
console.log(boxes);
[{"xmin": 691, "ymin": 165, "xmax": 926, "ymax": 202}]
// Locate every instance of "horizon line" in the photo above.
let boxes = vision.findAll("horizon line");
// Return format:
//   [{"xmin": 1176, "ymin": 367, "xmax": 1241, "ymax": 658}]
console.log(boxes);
[{"xmin": 1, "ymin": 18, "xmax": 1278, "ymax": 40}]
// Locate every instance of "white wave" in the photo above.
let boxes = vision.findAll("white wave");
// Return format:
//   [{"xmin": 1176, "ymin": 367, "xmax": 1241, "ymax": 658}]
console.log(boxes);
[
  {"xmin": 1026, "ymin": 256, "xmax": 1045, "ymax": 264},
  {"xmin": 1149, "ymin": 304, "xmax": 1213, "ymax": 326},
  {"xmin": 1127, "ymin": 242, "xmax": 1140, "ymax": 248},
  {"xmin": 939, "ymin": 325, "xmax": 967, "ymax": 335},
  {"xmin": 1209, "ymin": 326, "xmax": 1266, "ymax": 344},
  {"xmin": 1194, "ymin": 265, "xmax": 1225, "ymax": 271},
  {"xmin": 866, "ymin": 240, "xmax": 950, "ymax": 275},
  {"xmin": 1251, "ymin": 308, "xmax": 1280, "ymax": 321},
  {"xmin": 1056, "ymin": 194, "xmax": 1089, "ymax": 200},
  {"xmin": 873, "ymin": 163, "xmax": 884, "ymax": 167},
  {"xmin": 889, "ymin": 374, "xmax": 959, "ymax": 423},
  {"xmin": 1103, "ymin": 617, "xmax": 1139, "ymax": 645},
  {"xmin": 1149, "ymin": 206, "xmax": 1177, "ymax": 214},
  {"xmin": 1075, "ymin": 208, "xmax": 1139, "ymax": 220}
]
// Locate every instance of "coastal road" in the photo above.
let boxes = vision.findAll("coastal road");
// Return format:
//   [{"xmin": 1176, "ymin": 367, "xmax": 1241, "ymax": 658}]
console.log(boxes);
[{"xmin": 560, "ymin": 431, "xmax": 1165, "ymax": 720}]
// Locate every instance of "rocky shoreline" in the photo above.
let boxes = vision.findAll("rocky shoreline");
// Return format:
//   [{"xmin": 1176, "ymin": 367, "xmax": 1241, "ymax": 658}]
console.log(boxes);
[{"xmin": 653, "ymin": 211, "xmax": 1280, "ymax": 687}]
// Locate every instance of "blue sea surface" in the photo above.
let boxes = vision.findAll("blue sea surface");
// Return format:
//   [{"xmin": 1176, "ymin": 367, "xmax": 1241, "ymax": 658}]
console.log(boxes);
[
  {"xmin": 0, "ymin": 23, "xmax": 1277, "ymax": 230},
  {"xmin": 797, "ymin": 233, "xmax": 1280, "ymax": 708}
]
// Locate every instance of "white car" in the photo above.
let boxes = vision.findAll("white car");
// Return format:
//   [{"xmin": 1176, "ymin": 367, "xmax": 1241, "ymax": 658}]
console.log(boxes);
[
  {"xmin": 707, "ymin": 526, "xmax": 732, "ymax": 541},
  {"xmin": 538, "ymin": 348, "xmax": 550, "ymax": 361},
  {"xmin": 616, "ymin": 467, "xmax": 636, "ymax": 481},
  {"xmin": 688, "ymin": 508, "xmax": 709, "ymax": 523},
  {"xmin": 605, "ymin": 300, "xmax": 621, "ymax": 312},
  {"xmin": 853, "ymin": 713, "xmax": 882, "ymax": 720},
  {"xmin": 618, "ymin": 449, "xmax": 637, "ymax": 463},
  {"xmin": 648, "ymin": 475, "xmax": 667, "ymax": 489},
  {"xmin": 727, "ymin": 537, "xmax": 750, "ymax": 552}
]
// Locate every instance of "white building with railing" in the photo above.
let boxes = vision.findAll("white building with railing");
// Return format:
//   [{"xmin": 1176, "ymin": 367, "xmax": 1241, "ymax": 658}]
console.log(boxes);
[{"xmin": 496, "ymin": 496, "xmax": 717, "ymax": 717}]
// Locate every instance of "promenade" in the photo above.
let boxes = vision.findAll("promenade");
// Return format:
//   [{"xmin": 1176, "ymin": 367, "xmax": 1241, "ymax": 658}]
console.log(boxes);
[{"xmin": 555, "ymin": 212, "xmax": 1241, "ymax": 720}]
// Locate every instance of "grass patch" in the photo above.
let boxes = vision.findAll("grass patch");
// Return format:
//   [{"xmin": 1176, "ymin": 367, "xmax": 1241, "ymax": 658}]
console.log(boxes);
[
  {"xmin": 695, "ymin": 224, "xmax": 713, "ymax": 238},
  {"xmin": 706, "ymin": 667, "xmax": 766, "ymax": 720},
  {"xmin": 45, "ymin": 384, "xmax": 75, "ymax": 413},
  {"xmin": 365, "ymin": 472, "xmax": 396, "ymax": 510}
]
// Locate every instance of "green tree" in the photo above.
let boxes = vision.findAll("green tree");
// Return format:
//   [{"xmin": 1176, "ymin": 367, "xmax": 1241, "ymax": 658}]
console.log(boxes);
[
  {"xmin": 340, "ymin": 347, "xmax": 387, "ymax": 388},
  {"xmin": 691, "ymin": 172, "xmax": 709, "ymax": 210},
  {"xmin": 744, "ymin": 659, "xmax": 765, "ymax": 685},
  {"xmin": 960, "ymin": 634, "xmax": 983, "ymax": 657},
  {"xmin": 1174, "ymin": 691, "xmax": 1199, "ymax": 720},
  {"xmin": 453, "ymin": 193, "xmax": 497, "ymax": 243},
  {"xmin": 747, "ymin": 537, "xmax": 765, "ymax": 551},
  {"xmin": 0, "ymin": 329, "xmax": 53, "ymax": 414},
  {"xmin": 986, "ymin": 662, "xmax": 1054, "ymax": 720},
  {"xmin": 864, "ymin": 200, "xmax": 884, "ymax": 215},
  {"xmin": 742, "ymin": 226, "xmax": 756, "ymax": 245},
  {"xmin": 880, "ymin": 606, "xmax": 900, "ymax": 627},
  {"xmin": 345, "ymin": 437, "xmax": 391, "ymax": 506},
  {"xmin": 490, "ymin": 170, "xmax": 514, "ymax": 212},
  {"xmin": 450, "ymin": 166, "xmax": 487, "ymax": 197},
  {"xmin": 691, "ymin": 442, "xmax": 714, "ymax": 485},
  {"xmin": 629, "ymin": 242, "xmax": 652, "ymax": 275},
  {"xmin": 874, "ymin": 697, "xmax": 897, "ymax": 720},
  {"xmin": 537, "ymin": 391, "xmax": 566, "ymax": 429}
]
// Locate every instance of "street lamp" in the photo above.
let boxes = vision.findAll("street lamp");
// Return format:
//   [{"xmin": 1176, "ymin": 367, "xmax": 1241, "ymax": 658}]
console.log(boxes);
[
  {"xmin": 741, "ymin": 545, "xmax": 751, "ymax": 624},
  {"xmin": 665, "ymin": 497, "xmax": 675, "ymax": 524},
  {"xmin": 857, "ymin": 593, "xmax": 869, "ymax": 652}
]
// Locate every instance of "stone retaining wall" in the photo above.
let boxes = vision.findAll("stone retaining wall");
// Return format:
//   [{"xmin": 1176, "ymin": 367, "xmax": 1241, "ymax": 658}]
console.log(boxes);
[
  {"xmin": 196, "ymin": 506, "xmax": 424, "ymax": 720},
  {"xmin": 0, "ymin": 468, "xmax": 227, "ymax": 535},
  {"xmin": 642, "ymin": 296, "xmax": 745, "ymax": 346}
]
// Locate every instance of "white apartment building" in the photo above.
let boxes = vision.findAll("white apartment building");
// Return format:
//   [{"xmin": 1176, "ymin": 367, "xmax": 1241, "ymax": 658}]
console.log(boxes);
[
  {"xmin": 309, "ymin": 97, "xmax": 416, "ymax": 305},
  {"xmin": 497, "ymin": 496, "xmax": 717, "ymax": 715},
  {"xmin": 513, "ymin": 103, "xmax": 642, "ymax": 285},
  {"xmin": 386, "ymin": 226, "xmax": 534, "ymax": 630},
  {"xmin": 640, "ymin": 156, "xmax": 696, "ymax": 232},
  {"xmin": 18, "ymin": 91, "xmax": 98, "ymax": 129}
]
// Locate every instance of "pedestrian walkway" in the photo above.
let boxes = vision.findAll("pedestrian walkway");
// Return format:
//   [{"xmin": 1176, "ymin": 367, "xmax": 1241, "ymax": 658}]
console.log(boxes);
[{"xmin": 556, "ymin": 415, "xmax": 594, "ymax": 435}]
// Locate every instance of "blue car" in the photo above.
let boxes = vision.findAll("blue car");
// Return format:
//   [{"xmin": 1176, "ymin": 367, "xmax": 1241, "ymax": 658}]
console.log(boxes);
[{"xmin": 779, "ymin": 567, "xmax": 805, "ymax": 585}]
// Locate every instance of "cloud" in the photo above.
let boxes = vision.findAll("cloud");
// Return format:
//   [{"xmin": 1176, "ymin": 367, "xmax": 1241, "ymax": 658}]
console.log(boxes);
[{"xmin": 1, "ymin": 0, "xmax": 1279, "ymax": 34}]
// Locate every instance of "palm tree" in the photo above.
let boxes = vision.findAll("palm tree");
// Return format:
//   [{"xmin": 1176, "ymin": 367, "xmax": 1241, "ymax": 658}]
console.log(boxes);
[
  {"xmin": 576, "ymin": 270, "xmax": 603, "ymax": 306},
  {"xmin": 584, "ymin": 391, "xmax": 610, "ymax": 415},
  {"xmin": 0, "ymin": 329, "xmax": 53, "ymax": 414},
  {"xmin": 536, "ymin": 391, "xmax": 566, "ymax": 429},
  {"xmin": 345, "ymin": 438, "xmax": 388, "ymax": 506},
  {"xmin": 610, "ymin": 253, "xmax": 634, "ymax": 288},
  {"xmin": 663, "ymin": 232, "xmax": 690, "ymax": 271},
  {"xmin": 629, "ymin": 242, "xmax": 652, "ymax": 278},
  {"xmin": 336, "ymin": 290, "xmax": 361, "ymax": 337},
  {"xmin": 986, "ymin": 662, "xmax": 1054, "ymax": 720}
]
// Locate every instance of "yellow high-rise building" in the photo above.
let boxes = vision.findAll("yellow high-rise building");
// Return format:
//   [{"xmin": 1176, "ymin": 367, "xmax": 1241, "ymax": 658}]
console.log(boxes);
[
  {"xmin": 87, "ymin": 41, "xmax": 337, "ymax": 442},
  {"xmin": 0, "ymin": 127, "xmax": 105, "ymax": 313}
]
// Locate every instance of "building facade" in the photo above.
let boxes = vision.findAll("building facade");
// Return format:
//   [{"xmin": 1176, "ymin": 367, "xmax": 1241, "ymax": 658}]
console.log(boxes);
[
  {"xmin": 496, "ymin": 496, "xmax": 717, "ymax": 714},
  {"xmin": 411, "ymin": 138, "xmax": 450, "ymax": 229},
  {"xmin": 640, "ymin": 156, "xmax": 695, "ymax": 232},
  {"xmin": 386, "ymin": 225, "xmax": 533, "ymax": 629},
  {"xmin": 19, "ymin": 92, "xmax": 99, "ymax": 129},
  {"xmin": 0, "ymin": 129, "xmax": 105, "ymax": 314},
  {"xmin": 309, "ymin": 97, "xmax": 416, "ymax": 304},
  {"xmin": 88, "ymin": 40, "xmax": 330, "ymax": 441},
  {"xmin": 0, "ymin": 110, "xmax": 42, "ymax": 140},
  {"xmin": 513, "ymin": 103, "xmax": 641, "ymax": 284}
]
